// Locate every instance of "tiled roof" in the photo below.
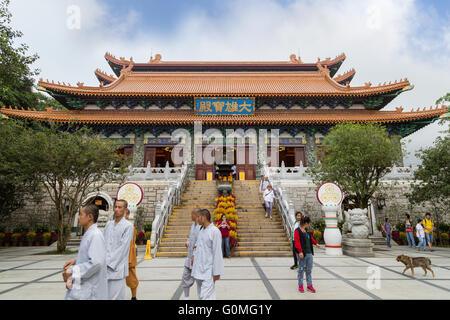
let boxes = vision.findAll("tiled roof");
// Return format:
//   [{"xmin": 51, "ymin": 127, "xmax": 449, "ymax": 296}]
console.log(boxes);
[
  {"xmin": 94, "ymin": 69, "xmax": 116, "ymax": 84},
  {"xmin": 1, "ymin": 106, "xmax": 445, "ymax": 125},
  {"xmin": 38, "ymin": 68, "xmax": 411, "ymax": 97},
  {"xmin": 333, "ymin": 69, "xmax": 356, "ymax": 84}
]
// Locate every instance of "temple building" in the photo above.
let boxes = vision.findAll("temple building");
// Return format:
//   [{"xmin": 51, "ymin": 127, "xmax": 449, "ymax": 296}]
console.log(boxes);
[{"xmin": 0, "ymin": 52, "xmax": 446, "ymax": 180}]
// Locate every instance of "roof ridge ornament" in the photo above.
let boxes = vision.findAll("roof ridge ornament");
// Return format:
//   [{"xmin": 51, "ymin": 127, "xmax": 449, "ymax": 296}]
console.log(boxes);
[
  {"xmin": 149, "ymin": 53, "xmax": 162, "ymax": 63},
  {"xmin": 316, "ymin": 62, "xmax": 330, "ymax": 77},
  {"xmin": 395, "ymin": 106, "xmax": 403, "ymax": 112},
  {"xmin": 289, "ymin": 54, "xmax": 302, "ymax": 64}
]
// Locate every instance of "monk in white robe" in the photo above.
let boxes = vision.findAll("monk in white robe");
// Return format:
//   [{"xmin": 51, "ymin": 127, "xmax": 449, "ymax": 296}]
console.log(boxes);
[
  {"xmin": 104, "ymin": 199, "xmax": 133, "ymax": 300},
  {"xmin": 191, "ymin": 209, "xmax": 224, "ymax": 300},
  {"xmin": 181, "ymin": 208, "xmax": 201, "ymax": 300},
  {"xmin": 63, "ymin": 204, "xmax": 108, "ymax": 300}
]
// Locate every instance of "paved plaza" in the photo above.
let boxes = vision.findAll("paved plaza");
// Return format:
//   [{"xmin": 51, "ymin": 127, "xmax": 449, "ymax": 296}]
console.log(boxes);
[{"xmin": 0, "ymin": 245, "xmax": 449, "ymax": 300}]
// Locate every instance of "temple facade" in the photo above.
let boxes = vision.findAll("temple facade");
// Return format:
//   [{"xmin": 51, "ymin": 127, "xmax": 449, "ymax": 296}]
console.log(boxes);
[{"xmin": 1, "ymin": 52, "xmax": 446, "ymax": 180}]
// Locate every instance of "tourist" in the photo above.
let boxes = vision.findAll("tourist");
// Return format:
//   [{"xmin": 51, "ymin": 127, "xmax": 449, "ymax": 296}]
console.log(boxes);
[
  {"xmin": 191, "ymin": 209, "xmax": 224, "ymax": 300},
  {"xmin": 218, "ymin": 214, "xmax": 231, "ymax": 258},
  {"xmin": 294, "ymin": 216, "xmax": 320, "ymax": 293},
  {"xmin": 125, "ymin": 208, "xmax": 139, "ymax": 300},
  {"xmin": 259, "ymin": 176, "xmax": 269, "ymax": 193},
  {"xmin": 231, "ymin": 164, "xmax": 236, "ymax": 180},
  {"xmin": 103, "ymin": 199, "xmax": 134, "ymax": 300},
  {"xmin": 63, "ymin": 204, "xmax": 108, "ymax": 300},
  {"xmin": 422, "ymin": 213, "xmax": 434, "ymax": 252},
  {"xmin": 290, "ymin": 212, "xmax": 303, "ymax": 270},
  {"xmin": 181, "ymin": 208, "xmax": 202, "ymax": 300},
  {"xmin": 382, "ymin": 218, "xmax": 392, "ymax": 248},
  {"xmin": 404, "ymin": 214, "xmax": 415, "ymax": 248},
  {"xmin": 263, "ymin": 184, "xmax": 278, "ymax": 219},
  {"xmin": 416, "ymin": 219, "xmax": 426, "ymax": 251}
]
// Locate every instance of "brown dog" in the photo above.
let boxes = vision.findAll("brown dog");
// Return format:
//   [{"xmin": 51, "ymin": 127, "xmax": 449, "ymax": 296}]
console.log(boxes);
[{"xmin": 396, "ymin": 254, "xmax": 435, "ymax": 278}]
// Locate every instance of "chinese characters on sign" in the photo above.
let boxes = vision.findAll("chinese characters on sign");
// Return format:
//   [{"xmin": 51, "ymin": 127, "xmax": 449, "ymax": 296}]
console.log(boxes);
[{"xmin": 194, "ymin": 97, "xmax": 254, "ymax": 115}]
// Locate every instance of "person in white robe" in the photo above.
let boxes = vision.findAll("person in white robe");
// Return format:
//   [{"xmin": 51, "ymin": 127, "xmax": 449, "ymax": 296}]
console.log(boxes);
[
  {"xmin": 191, "ymin": 209, "xmax": 224, "ymax": 300},
  {"xmin": 103, "ymin": 199, "xmax": 133, "ymax": 300},
  {"xmin": 181, "ymin": 208, "xmax": 202, "ymax": 300},
  {"xmin": 63, "ymin": 204, "xmax": 108, "ymax": 300}
]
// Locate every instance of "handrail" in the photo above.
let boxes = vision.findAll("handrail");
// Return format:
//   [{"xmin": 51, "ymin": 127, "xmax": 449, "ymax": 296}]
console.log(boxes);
[
  {"xmin": 261, "ymin": 161, "xmax": 295, "ymax": 240},
  {"xmin": 150, "ymin": 164, "xmax": 188, "ymax": 256}
]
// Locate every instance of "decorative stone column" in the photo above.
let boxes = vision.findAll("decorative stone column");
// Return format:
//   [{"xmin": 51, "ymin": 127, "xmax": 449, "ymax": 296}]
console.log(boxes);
[
  {"xmin": 322, "ymin": 203, "xmax": 343, "ymax": 256},
  {"xmin": 305, "ymin": 131, "xmax": 317, "ymax": 167},
  {"xmin": 132, "ymin": 133, "xmax": 145, "ymax": 167}
]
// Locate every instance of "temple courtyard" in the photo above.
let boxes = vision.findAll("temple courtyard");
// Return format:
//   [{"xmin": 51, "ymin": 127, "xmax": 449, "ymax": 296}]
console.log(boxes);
[{"xmin": 0, "ymin": 245, "xmax": 449, "ymax": 300}]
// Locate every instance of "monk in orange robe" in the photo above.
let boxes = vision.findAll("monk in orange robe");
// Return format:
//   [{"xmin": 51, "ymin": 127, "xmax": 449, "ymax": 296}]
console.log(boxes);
[{"xmin": 125, "ymin": 209, "xmax": 139, "ymax": 300}]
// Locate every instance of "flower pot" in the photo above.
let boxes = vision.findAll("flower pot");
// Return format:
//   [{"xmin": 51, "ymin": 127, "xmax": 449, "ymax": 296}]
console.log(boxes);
[
  {"xmin": 43, "ymin": 241, "xmax": 48, "ymax": 246},
  {"xmin": 18, "ymin": 241, "xmax": 23, "ymax": 247},
  {"xmin": 27, "ymin": 242, "xmax": 33, "ymax": 246},
  {"xmin": 35, "ymin": 241, "xmax": 40, "ymax": 246}
]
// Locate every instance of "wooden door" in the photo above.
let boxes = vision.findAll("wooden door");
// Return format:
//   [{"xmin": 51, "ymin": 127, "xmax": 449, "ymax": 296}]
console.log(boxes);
[
  {"xmin": 144, "ymin": 147, "xmax": 156, "ymax": 167},
  {"xmin": 236, "ymin": 145, "xmax": 256, "ymax": 180},
  {"xmin": 195, "ymin": 145, "xmax": 216, "ymax": 180},
  {"xmin": 294, "ymin": 147, "xmax": 306, "ymax": 166}
]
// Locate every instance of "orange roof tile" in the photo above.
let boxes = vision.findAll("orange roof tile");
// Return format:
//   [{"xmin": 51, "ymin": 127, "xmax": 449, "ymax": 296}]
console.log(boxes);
[
  {"xmin": 333, "ymin": 68, "xmax": 356, "ymax": 84},
  {"xmin": 1, "ymin": 106, "xmax": 445, "ymax": 125},
  {"xmin": 94, "ymin": 69, "xmax": 116, "ymax": 83},
  {"xmin": 38, "ymin": 67, "xmax": 411, "ymax": 97}
]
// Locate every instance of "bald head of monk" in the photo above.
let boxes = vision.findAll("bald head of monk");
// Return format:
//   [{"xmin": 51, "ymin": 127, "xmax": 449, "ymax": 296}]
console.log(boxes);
[{"xmin": 191, "ymin": 208, "xmax": 201, "ymax": 223}]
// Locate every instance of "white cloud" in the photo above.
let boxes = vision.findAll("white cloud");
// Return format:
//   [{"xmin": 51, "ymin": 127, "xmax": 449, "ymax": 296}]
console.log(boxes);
[{"xmin": 9, "ymin": 0, "xmax": 450, "ymax": 165}]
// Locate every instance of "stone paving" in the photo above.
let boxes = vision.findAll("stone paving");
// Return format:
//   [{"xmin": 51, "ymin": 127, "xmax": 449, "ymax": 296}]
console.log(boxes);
[{"xmin": 0, "ymin": 245, "xmax": 449, "ymax": 300}]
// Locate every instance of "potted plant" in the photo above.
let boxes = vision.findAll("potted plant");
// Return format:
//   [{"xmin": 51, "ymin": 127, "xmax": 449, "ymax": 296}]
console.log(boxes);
[
  {"xmin": 441, "ymin": 233, "xmax": 449, "ymax": 247},
  {"xmin": 50, "ymin": 232, "xmax": 58, "ymax": 245},
  {"xmin": 11, "ymin": 233, "xmax": 21, "ymax": 246},
  {"xmin": 26, "ymin": 232, "xmax": 36, "ymax": 246},
  {"xmin": 4, "ymin": 233, "xmax": 11, "ymax": 247},
  {"xmin": 137, "ymin": 232, "xmax": 145, "ymax": 245},
  {"xmin": 35, "ymin": 233, "xmax": 42, "ymax": 246},
  {"xmin": 18, "ymin": 233, "xmax": 26, "ymax": 246},
  {"xmin": 42, "ymin": 232, "xmax": 51, "ymax": 246},
  {"xmin": 399, "ymin": 232, "xmax": 407, "ymax": 245},
  {"xmin": 145, "ymin": 231, "xmax": 151, "ymax": 242},
  {"xmin": 0, "ymin": 232, "xmax": 5, "ymax": 246}
]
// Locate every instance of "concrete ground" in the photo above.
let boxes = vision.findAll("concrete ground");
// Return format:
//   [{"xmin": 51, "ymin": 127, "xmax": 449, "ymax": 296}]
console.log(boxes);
[{"xmin": 0, "ymin": 245, "xmax": 449, "ymax": 300}]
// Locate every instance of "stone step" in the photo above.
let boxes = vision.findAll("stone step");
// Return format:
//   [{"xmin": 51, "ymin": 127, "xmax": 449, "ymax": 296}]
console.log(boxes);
[
  {"xmin": 235, "ymin": 246, "xmax": 291, "ymax": 251},
  {"xmin": 232, "ymin": 251, "xmax": 291, "ymax": 257}
]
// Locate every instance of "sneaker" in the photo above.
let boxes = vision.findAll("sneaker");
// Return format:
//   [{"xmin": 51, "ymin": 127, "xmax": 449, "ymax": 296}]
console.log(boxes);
[
  {"xmin": 298, "ymin": 285, "xmax": 304, "ymax": 293},
  {"xmin": 265, "ymin": 214, "xmax": 268, "ymax": 218},
  {"xmin": 131, "ymin": 297, "xmax": 137, "ymax": 300},
  {"xmin": 307, "ymin": 285, "xmax": 316, "ymax": 293},
  {"xmin": 290, "ymin": 265, "xmax": 298, "ymax": 270}
]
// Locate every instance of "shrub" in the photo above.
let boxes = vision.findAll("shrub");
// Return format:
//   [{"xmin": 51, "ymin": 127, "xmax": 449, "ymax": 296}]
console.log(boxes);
[
  {"xmin": 0, "ymin": 232, "xmax": 5, "ymax": 244},
  {"xmin": 12, "ymin": 225, "xmax": 29, "ymax": 234},
  {"xmin": 36, "ymin": 225, "xmax": 50, "ymax": 233},
  {"xmin": 144, "ymin": 223, "xmax": 153, "ymax": 232},
  {"xmin": 312, "ymin": 220, "xmax": 326, "ymax": 233},
  {"xmin": 26, "ymin": 232, "xmax": 36, "ymax": 243},
  {"xmin": 313, "ymin": 230, "xmax": 322, "ymax": 242},
  {"xmin": 145, "ymin": 231, "xmax": 151, "ymax": 240},
  {"xmin": 395, "ymin": 222, "xmax": 405, "ymax": 232},
  {"xmin": 441, "ymin": 233, "xmax": 449, "ymax": 245}
]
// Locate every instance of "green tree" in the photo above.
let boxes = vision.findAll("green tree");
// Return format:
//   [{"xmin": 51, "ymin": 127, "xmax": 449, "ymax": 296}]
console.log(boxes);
[
  {"xmin": 0, "ymin": 119, "xmax": 43, "ymax": 221},
  {"xmin": 0, "ymin": 0, "xmax": 61, "ymax": 110},
  {"xmin": 308, "ymin": 123, "xmax": 402, "ymax": 209},
  {"xmin": 407, "ymin": 127, "xmax": 450, "ymax": 240},
  {"xmin": 32, "ymin": 124, "xmax": 130, "ymax": 252}
]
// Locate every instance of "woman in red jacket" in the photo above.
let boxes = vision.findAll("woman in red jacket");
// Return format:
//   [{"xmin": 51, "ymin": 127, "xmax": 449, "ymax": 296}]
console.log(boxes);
[{"xmin": 294, "ymin": 216, "xmax": 321, "ymax": 293}]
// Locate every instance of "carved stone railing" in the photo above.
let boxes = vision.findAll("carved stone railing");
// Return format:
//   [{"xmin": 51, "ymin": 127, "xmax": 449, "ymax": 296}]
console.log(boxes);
[
  {"xmin": 266, "ymin": 161, "xmax": 416, "ymax": 181},
  {"xmin": 127, "ymin": 161, "xmax": 185, "ymax": 181},
  {"xmin": 150, "ymin": 163, "xmax": 188, "ymax": 256}
]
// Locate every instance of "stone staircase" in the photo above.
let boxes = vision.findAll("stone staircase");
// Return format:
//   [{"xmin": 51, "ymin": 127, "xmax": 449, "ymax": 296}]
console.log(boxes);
[
  {"xmin": 156, "ymin": 180, "xmax": 217, "ymax": 257},
  {"xmin": 233, "ymin": 180, "xmax": 291, "ymax": 257}
]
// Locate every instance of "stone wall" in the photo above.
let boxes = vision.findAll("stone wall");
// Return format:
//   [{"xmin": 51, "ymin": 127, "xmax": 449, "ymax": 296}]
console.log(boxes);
[{"xmin": 0, "ymin": 180, "xmax": 169, "ymax": 232}]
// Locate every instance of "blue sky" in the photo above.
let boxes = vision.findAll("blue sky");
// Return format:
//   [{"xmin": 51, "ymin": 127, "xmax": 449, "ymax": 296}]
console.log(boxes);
[{"xmin": 9, "ymin": 0, "xmax": 450, "ymax": 165}]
